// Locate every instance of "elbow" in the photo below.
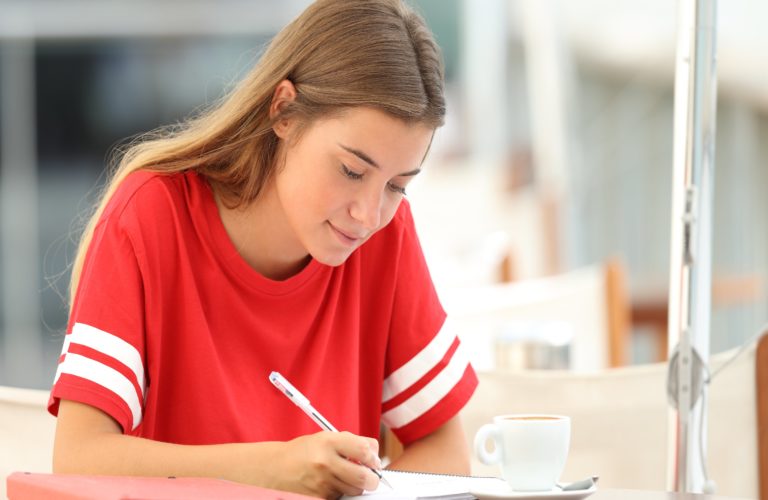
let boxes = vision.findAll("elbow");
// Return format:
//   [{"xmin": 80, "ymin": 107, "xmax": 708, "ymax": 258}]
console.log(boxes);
[
  {"xmin": 457, "ymin": 453, "xmax": 471, "ymax": 476},
  {"xmin": 52, "ymin": 440, "xmax": 83, "ymax": 474},
  {"xmin": 52, "ymin": 399, "xmax": 123, "ymax": 475},
  {"xmin": 52, "ymin": 428, "xmax": 101, "ymax": 475},
  {"xmin": 52, "ymin": 456, "xmax": 69, "ymax": 474},
  {"xmin": 447, "ymin": 434, "xmax": 471, "ymax": 476},
  {"xmin": 52, "ymin": 431, "xmax": 112, "ymax": 475},
  {"xmin": 451, "ymin": 446, "xmax": 471, "ymax": 476}
]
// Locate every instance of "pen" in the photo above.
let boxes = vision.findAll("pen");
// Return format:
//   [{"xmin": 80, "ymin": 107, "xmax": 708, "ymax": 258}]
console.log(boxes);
[{"xmin": 269, "ymin": 371, "xmax": 392, "ymax": 490}]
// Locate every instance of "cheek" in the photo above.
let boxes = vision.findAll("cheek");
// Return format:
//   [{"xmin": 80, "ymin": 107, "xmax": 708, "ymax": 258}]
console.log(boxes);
[{"xmin": 280, "ymin": 152, "xmax": 335, "ymax": 207}]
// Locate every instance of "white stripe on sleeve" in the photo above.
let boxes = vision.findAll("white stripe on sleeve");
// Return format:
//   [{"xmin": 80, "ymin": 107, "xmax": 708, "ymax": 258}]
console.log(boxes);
[
  {"xmin": 382, "ymin": 320, "xmax": 455, "ymax": 403},
  {"xmin": 53, "ymin": 334, "xmax": 72, "ymax": 385},
  {"xmin": 57, "ymin": 353, "xmax": 144, "ymax": 430},
  {"xmin": 57, "ymin": 322, "xmax": 146, "ymax": 395},
  {"xmin": 381, "ymin": 344, "xmax": 470, "ymax": 429}
]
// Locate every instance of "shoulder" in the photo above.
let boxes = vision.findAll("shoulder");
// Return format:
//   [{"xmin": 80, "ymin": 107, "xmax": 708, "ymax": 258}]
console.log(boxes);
[
  {"xmin": 95, "ymin": 170, "xmax": 212, "ymax": 258},
  {"xmin": 105, "ymin": 170, "xmax": 179, "ymax": 216},
  {"xmin": 101, "ymin": 170, "xmax": 210, "ymax": 228}
]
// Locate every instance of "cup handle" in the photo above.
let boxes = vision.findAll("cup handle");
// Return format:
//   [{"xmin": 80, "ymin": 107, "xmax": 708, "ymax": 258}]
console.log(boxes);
[{"xmin": 474, "ymin": 423, "xmax": 503, "ymax": 465}]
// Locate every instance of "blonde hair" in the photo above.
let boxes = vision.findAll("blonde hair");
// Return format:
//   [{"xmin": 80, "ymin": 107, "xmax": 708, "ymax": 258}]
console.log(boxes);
[{"xmin": 69, "ymin": 0, "xmax": 445, "ymax": 305}]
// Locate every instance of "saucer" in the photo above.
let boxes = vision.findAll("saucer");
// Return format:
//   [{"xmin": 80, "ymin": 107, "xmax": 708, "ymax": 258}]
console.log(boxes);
[{"xmin": 468, "ymin": 482, "xmax": 597, "ymax": 500}]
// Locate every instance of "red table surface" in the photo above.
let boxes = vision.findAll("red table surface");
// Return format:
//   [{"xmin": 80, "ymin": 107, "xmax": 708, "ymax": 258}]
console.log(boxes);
[{"xmin": 6, "ymin": 471, "xmax": 320, "ymax": 499}]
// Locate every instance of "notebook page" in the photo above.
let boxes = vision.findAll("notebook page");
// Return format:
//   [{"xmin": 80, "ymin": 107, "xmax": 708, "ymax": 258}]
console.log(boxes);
[{"xmin": 344, "ymin": 470, "xmax": 505, "ymax": 499}]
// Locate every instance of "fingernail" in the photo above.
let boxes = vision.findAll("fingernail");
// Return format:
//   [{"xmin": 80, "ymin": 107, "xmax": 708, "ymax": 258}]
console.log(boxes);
[{"xmin": 375, "ymin": 456, "xmax": 383, "ymax": 470}]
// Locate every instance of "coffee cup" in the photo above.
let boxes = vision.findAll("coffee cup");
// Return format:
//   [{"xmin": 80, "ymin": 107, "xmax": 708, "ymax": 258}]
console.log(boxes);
[{"xmin": 473, "ymin": 414, "xmax": 570, "ymax": 491}]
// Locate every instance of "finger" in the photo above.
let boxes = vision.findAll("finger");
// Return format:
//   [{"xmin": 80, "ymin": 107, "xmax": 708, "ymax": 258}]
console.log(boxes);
[
  {"xmin": 366, "ymin": 436, "xmax": 380, "ymax": 458},
  {"xmin": 314, "ymin": 475, "xmax": 359, "ymax": 500},
  {"xmin": 301, "ymin": 456, "xmax": 364, "ymax": 500},
  {"xmin": 333, "ymin": 432, "xmax": 382, "ymax": 470},
  {"xmin": 303, "ymin": 432, "xmax": 379, "ymax": 495},
  {"xmin": 329, "ymin": 473, "xmax": 368, "ymax": 498},
  {"xmin": 329, "ymin": 452, "xmax": 381, "ymax": 492}
]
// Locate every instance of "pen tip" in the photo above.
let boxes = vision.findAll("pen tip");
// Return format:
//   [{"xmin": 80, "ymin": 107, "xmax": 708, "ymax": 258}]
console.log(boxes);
[{"xmin": 380, "ymin": 475, "xmax": 393, "ymax": 490}]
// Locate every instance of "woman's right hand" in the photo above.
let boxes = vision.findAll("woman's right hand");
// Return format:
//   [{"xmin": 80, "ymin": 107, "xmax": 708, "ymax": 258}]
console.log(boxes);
[
  {"xmin": 54, "ymin": 400, "xmax": 381, "ymax": 500},
  {"xmin": 268, "ymin": 431, "xmax": 382, "ymax": 499}
]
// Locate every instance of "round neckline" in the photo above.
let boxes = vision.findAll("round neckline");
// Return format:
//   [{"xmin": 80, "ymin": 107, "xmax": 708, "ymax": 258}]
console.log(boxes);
[{"xmin": 194, "ymin": 171, "xmax": 325, "ymax": 295}]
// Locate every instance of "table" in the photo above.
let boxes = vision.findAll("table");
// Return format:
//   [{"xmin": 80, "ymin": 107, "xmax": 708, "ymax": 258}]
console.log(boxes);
[
  {"xmin": 6, "ymin": 472, "xmax": 316, "ymax": 499},
  {"xmin": 6, "ymin": 472, "xmax": 750, "ymax": 499},
  {"xmin": 590, "ymin": 490, "xmax": 748, "ymax": 500}
]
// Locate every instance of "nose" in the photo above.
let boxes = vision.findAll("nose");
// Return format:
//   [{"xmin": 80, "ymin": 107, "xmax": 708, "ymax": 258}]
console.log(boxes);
[{"xmin": 349, "ymin": 185, "xmax": 383, "ymax": 231}]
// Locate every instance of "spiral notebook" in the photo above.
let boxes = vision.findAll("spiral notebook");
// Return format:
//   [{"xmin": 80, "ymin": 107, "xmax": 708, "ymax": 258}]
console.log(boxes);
[{"xmin": 343, "ymin": 469, "xmax": 506, "ymax": 499}]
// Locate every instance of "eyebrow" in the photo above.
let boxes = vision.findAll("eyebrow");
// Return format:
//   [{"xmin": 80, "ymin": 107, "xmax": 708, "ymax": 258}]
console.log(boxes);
[{"xmin": 339, "ymin": 143, "xmax": 422, "ymax": 177}]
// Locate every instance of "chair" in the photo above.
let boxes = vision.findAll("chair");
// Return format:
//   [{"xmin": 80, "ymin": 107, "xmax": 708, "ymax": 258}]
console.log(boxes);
[
  {"xmin": 707, "ymin": 331, "xmax": 768, "ymax": 499},
  {"xmin": 0, "ymin": 385, "xmax": 55, "ymax": 499},
  {"xmin": 759, "ymin": 333, "xmax": 768, "ymax": 500},
  {"xmin": 460, "ymin": 332, "xmax": 768, "ymax": 499},
  {"xmin": 438, "ymin": 258, "xmax": 631, "ymax": 371},
  {"xmin": 631, "ymin": 273, "xmax": 763, "ymax": 363}
]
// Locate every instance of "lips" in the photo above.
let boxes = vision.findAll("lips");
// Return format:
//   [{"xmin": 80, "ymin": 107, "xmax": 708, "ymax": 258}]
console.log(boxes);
[{"xmin": 329, "ymin": 222, "xmax": 366, "ymax": 245}]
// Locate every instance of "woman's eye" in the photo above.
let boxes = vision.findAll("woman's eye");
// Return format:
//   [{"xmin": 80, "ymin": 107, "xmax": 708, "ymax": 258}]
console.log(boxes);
[
  {"xmin": 341, "ymin": 164, "xmax": 363, "ymax": 180},
  {"xmin": 387, "ymin": 182, "xmax": 407, "ymax": 195},
  {"xmin": 341, "ymin": 163, "xmax": 406, "ymax": 195}
]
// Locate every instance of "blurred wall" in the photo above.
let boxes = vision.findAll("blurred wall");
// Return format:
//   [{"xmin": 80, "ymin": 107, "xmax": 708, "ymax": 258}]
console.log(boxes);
[{"xmin": 0, "ymin": 0, "xmax": 766, "ymax": 388}]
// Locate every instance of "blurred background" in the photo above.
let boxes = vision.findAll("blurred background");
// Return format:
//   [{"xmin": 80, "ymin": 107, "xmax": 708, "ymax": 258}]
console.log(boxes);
[{"xmin": 0, "ymin": 0, "xmax": 766, "ymax": 389}]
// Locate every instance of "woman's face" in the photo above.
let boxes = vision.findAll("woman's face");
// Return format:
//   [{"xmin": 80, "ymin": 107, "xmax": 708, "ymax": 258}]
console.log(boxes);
[{"xmin": 273, "ymin": 107, "xmax": 434, "ymax": 267}]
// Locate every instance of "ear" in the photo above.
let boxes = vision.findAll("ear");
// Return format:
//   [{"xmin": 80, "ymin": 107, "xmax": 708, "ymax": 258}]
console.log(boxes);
[{"xmin": 269, "ymin": 79, "xmax": 297, "ymax": 139}]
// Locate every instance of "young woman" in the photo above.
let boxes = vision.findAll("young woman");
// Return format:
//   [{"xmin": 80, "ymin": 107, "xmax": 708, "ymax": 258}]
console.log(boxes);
[{"xmin": 48, "ymin": 0, "xmax": 478, "ymax": 498}]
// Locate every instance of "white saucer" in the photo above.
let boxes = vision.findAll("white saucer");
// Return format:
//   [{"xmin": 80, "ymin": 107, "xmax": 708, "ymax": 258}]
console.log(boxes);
[{"xmin": 469, "ymin": 483, "xmax": 597, "ymax": 500}]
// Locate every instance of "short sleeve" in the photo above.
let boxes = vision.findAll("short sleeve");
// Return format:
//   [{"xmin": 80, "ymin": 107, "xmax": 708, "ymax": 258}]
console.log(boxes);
[
  {"xmin": 380, "ymin": 203, "xmax": 478, "ymax": 445},
  {"xmin": 48, "ymin": 203, "xmax": 147, "ymax": 434}
]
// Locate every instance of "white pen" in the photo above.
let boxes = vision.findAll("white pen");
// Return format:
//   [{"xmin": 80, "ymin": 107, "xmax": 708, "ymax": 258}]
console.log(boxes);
[{"xmin": 269, "ymin": 371, "xmax": 392, "ymax": 489}]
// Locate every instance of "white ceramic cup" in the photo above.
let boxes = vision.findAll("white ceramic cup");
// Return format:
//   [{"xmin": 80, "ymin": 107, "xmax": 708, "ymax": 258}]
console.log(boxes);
[{"xmin": 473, "ymin": 414, "xmax": 570, "ymax": 491}]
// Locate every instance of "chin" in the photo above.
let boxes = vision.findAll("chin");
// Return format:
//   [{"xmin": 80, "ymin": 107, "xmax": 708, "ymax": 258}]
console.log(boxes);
[{"xmin": 313, "ymin": 249, "xmax": 355, "ymax": 268}]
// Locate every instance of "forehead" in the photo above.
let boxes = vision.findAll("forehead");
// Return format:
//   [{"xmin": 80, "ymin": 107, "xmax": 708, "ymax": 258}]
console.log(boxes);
[{"xmin": 308, "ymin": 107, "xmax": 434, "ymax": 171}]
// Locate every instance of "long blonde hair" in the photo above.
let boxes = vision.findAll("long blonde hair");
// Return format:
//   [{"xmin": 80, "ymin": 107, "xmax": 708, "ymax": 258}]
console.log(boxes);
[{"xmin": 69, "ymin": 0, "xmax": 445, "ymax": 305}]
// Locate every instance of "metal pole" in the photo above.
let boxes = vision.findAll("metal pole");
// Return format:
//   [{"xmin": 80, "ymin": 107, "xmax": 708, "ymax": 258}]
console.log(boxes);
[
  {"xmin": 667, "ymin": 0, "xmax": 718, "ymax": 493},
  {"xmin": 461, "ymin": 0, "xmax": 508, "ymax": 164}
]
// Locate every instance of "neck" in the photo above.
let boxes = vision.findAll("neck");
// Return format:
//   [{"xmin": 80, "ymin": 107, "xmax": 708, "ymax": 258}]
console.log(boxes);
[{"xmin": 213, "ymin": 183, "xmax": 310, "ymax": 281}]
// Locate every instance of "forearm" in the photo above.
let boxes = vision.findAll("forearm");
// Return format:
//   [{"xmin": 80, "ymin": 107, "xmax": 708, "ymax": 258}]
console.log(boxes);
[
  {"xmin": 54, "ymin": 431, "xmax": 284, "ymax": 488},
  {"xmin": 386, "ymin": 415, "xmax": 470, "ymax": 475},
  {"xmin": 54, "ymin": 399, "xmax": 381, "ymax": 498}
]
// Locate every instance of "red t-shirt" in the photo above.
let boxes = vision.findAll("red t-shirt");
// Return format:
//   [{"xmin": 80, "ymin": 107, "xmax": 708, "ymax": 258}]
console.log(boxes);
[{"xmin": 49, "ymin": 170, "xmax": 477, "ymax": 446}]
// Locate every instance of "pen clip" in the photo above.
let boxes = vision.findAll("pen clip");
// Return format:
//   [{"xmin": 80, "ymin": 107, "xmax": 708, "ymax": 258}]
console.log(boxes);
[
  {"xmin": 270, "ymin": 371, "xmax": 310, "ymax": 406},
  {"xmin": 270, "ymin": 372, "xmax": 338, "ymax": 432}
]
